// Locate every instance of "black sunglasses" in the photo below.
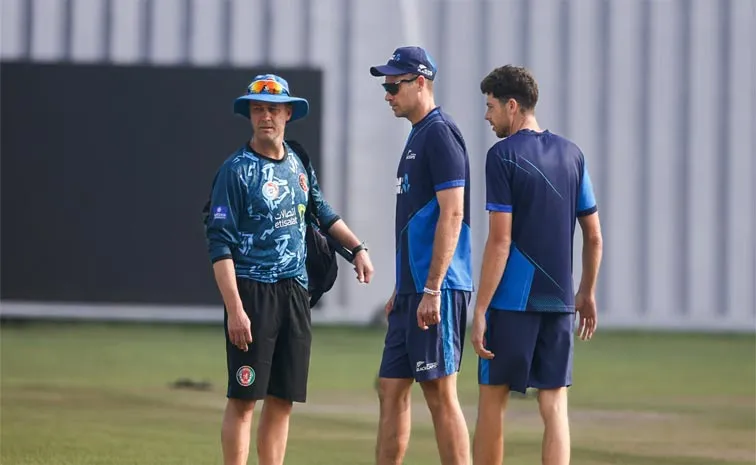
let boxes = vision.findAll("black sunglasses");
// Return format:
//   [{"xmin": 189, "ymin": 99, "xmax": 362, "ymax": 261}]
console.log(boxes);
[{"xmin": 381, "ymin": 75, "xmax": 420, "ymax": 95}]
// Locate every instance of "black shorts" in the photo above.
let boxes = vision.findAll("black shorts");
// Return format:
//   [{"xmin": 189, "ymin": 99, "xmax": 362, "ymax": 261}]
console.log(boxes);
[{"xmin": 224, "ymin": 277, "xmax": 311, "ymax": 403}]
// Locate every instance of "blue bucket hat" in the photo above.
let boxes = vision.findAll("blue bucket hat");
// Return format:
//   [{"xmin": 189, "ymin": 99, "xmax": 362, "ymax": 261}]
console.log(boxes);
[
  {"xmin": 233, "ymin": 74, "xmax": 309, "ymax": 122},
  {"xmin": 369, "ymin": 46, "xmax": 437, "ymax": 81}
]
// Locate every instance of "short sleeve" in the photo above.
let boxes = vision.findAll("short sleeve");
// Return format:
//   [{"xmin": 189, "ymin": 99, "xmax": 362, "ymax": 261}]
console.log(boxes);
[
  {"xmin": 576, "ymin": 159, "xmax": 598, "ymax": 216},
  {"xmin": 205, "ymin": 163, "xmax": 246, "ymax": 262},
  {"xmin": 307, "ymin": 163, "xmax": 341, "ymax": 229},
  {"xmin": 426, "ymin": 124, "xmax": 467, "ymax": 191},
  {"xmin": 485, "ymin": 146, "xmax": 513, "ymax": 213}
]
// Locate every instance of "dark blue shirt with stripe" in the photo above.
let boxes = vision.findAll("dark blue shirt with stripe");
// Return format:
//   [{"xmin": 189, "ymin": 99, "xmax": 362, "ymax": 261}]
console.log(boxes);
[
  {"xmin": 486, "ymin": 129, "xmax": 597, "ymax": 313},
  {"xmin": 395, "ymin": 107, "xmax": 473, "ymax": 295}
]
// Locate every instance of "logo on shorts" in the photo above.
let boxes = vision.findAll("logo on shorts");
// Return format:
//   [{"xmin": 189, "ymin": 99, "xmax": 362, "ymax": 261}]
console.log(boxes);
[
  {"xmin": 261, "ymin": 181, "xmax": 280, "ymax": 200},
  {"xmin": 298, "ymin": 173, "xmax": 309, "ymax": 193},
  {"xmin": 236, "ymin": 365, "xmax": 256, "ymax": 387},
  {"xmin": 416, "ymin": 361, "xmax": 438, "ymax": 372}
]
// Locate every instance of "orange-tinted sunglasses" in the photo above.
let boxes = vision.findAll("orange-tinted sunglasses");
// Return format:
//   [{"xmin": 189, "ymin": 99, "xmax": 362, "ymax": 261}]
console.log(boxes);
[{"xmin": 247, "ymin": 80, "xmax": 287, "ymax": 95}]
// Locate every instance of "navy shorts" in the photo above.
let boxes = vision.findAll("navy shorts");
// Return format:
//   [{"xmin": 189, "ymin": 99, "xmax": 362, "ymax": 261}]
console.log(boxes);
[
  {"xmin": 478, "ymin": 310, "xmax": 575, "ymax": 394},
  {"xmin": 379, "ymin": 290, "xmax": 470, "ymax": 382}
]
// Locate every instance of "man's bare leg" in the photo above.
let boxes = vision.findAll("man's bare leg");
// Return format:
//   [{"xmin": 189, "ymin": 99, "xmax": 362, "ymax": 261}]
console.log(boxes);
[
  {"xmin": 538, "ymin": 388, "xmax": 570, "ymax": 465},
  {"xmin": 419, "ymin": 374, "xmax": 471, "ymax": 465},
  {"xmin": 221, "ymin": 398, "xmax": 256, "ymax": 465},
  {"xmin": 472, "ymin": 385, "xmax": 509, "ymax": 465},
  {"xmin": 256, "ymin": 395, "xmax": 294, "ymax": 465},
  {"xmin": 376, "ymin": 377, "xmax": 414, "ymax": 465}
]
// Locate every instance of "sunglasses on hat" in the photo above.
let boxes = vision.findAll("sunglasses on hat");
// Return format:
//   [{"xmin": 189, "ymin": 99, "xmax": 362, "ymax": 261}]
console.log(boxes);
[
  {"xmin": 247, "ymin": 79, "xmax": 287, "ymax": 95},
  {"xmin": 381, "ymin": 75, "xmax": 420, "ymax": 96}
]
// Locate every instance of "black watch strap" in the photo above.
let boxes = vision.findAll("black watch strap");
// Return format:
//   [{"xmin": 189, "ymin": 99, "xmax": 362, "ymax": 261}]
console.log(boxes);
[{"xmin": 352, "ymin": 242, "xmax": 368, "ymax": 255}]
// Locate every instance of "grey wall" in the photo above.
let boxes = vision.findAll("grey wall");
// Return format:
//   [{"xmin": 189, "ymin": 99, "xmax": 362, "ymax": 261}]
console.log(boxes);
[{"xmin": 2, "ymin": 0, "xmax": 754, "ymax": 330}]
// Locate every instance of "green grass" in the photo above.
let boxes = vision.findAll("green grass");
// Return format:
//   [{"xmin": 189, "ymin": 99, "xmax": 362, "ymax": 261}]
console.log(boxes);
[{"xmin": 1, "ymin": 321, "xmax": 754, "ymax": 464}]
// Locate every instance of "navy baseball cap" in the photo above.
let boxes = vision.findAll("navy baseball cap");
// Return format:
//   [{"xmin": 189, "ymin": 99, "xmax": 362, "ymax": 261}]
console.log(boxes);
[{"xmin": 370, "ymin": 46, "xmax": 437, "ymax": 81}]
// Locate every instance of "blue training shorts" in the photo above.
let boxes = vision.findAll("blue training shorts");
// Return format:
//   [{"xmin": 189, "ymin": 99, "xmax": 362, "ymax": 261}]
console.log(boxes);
[
  {"xmin": 379, "ymin": 290, "xmax": 470, "ymax": 382},
  {"xmin": 478, "ymin": 310, "xmax": 575, "ymax": 393}
]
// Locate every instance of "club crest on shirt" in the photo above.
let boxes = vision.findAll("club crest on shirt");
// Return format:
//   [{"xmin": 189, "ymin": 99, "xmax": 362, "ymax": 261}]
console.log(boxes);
[
  {"xmin": 236, "ymin": 365, "xmax": 255, "ymax": 387},
  {"xmin": 298, "ymin": 173, "xmax": 309, "ymax": 193},
  {"xmin": 262, "ymin": 181, "xmax": 280, "ymax": 200}
]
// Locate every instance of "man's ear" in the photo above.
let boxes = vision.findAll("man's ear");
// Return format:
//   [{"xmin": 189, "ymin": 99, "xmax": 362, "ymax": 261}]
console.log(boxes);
[{"xmin": 286, "ymin": 103, "xmax": 293, "ymax": 122}]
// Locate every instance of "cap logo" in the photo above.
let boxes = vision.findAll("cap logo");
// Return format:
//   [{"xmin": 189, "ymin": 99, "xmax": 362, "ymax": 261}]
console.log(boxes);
[{"xmin": 417, "ymin": 64, "xmax": 433, "ymax": 77}]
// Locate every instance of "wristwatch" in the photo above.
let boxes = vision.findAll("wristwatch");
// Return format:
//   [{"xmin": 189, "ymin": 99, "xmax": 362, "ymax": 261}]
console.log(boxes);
[{"xmin": 352, "ymin": 242, "xmax": 368, "ymax": 256}]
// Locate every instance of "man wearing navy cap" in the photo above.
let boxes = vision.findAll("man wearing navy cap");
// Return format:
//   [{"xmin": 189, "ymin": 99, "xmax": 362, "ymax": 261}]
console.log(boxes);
[
  {"xmin": 370, "ymin": 47, "xmax": 473, "ymax": 465},
  {"xmin": 205, "ymin": 74, "xmax": 374, "ymax": 465}
]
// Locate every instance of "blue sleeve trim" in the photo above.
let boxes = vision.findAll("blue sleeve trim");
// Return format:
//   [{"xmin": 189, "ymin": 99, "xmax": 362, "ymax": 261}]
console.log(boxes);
[
  {"xmin": 577, "ymin": 206, "xmax": 598, "ymax": 217},
  {"xmin": 434, "ymin": 179, "xmax": 466, "ymax": 191},
  {"xmin": 486, "ymin": 203, "xmax": 512, "ymax": 213}
]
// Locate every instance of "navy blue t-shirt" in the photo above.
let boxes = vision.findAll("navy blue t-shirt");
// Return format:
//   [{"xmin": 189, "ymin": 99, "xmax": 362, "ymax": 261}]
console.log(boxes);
[
  {"xmin": 395, "ymin": 107, "xmax": 473, "ymax": 295},
  {"xmin": 486, "ymin": 129, "xmax": 597, "ymax": 313}
]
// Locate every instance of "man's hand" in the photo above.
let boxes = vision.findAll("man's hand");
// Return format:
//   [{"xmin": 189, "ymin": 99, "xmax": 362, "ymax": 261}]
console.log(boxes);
[
  {"xmin": 384, "ymin": 290, "xmax": 397, "ymax": 317},
  {"xmin": 416, "ymin": 293, "xmax": 441, "ymax": 330},
  {"xmin": 575, "ymin": 291, "xmax": 597, "ymax": 340},
  {"xmin": 471, "ymin": 311, "xmax": 494, "ymax": 359},
  {"xmin": 227, "ymin": 307, "xmax": 253, "ymax": 351},
  {"xmin": 353, "ymin": 250, "xmax": 374, "ymax": 284}
]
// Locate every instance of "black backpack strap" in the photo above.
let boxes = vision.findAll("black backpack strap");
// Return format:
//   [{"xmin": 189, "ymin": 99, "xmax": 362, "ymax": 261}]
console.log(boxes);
[
  {"xmin": 285, "ymin": 139, "xmax": 319, "ymax": 225},
  {"xmin": 285, "ymin": 139, "xmax": 354, "ymax": 264}
]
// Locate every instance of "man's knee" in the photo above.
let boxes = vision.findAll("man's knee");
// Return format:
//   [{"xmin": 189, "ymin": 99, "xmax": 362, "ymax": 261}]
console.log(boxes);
[
  {"xmin": 227, "ymin": 398, "xmax": 256, "ymax": 419},
  {"xmin": 264, "ymin": 395, "xmax": 294, "ymax": 415},
  {"xmin": 378, "ymin": 378, "xmax": 413, "ymax": 412},
  {"xmin": 537, "ymin": 387, "xmax": 568, "ymax": 422},
  {"xmin": 419, "ymin": 374, "xmax": 460, "ymax": 413}
]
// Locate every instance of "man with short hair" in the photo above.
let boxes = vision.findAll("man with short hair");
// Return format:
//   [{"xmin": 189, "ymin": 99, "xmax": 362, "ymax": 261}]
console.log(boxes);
[
  {"xmin": 370, "ymin": 46, "xmax": 473, "ymax": 465},
  {"xmin": 205, "ymin": 73, "xmax": 374, "ymax": 465},
  {"xmin": 470, "ymin": 65, "xmax": 603, "ymax": 465}
]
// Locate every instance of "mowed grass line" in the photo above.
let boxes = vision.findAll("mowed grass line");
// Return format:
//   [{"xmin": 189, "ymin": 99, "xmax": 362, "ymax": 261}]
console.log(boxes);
[{"xmin": 1, "ymin": 321, "xmax": 754, "ymax": 465}]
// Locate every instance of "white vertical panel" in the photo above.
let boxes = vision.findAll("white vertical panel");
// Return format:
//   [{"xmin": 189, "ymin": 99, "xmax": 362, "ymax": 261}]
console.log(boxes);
[
  {"xmin": 484, "ymin": 0, "xmax": 522, "ymax": 138},
  {"xmin": 71, "ymin": 0, "xmax": 105, "ymax": 61},
  {"xmin": 442, "ymin": 0, "xmax": 484, "ymax": 291},
  {"xmin": 568, "ymin": 0, "xmax": 600, "ymax": 289},
  {"xmin": 646, "ymin": 0, "xmax": 682, "ymax": 323},
  {"xmin": 343, "ymin": 0, "xmax": 407, "ymax": 312},
  {"xmin": 309, "ymin": 0, "xmax": 344, "ymax": 207},
  {"xmin": 1, "ymin": 0, "xmax": 25, "ymax": 59},
  {"xmin": 229, "ymin": 0, "xmax": 265, "ymax": 66},
  {"xmin": 110, "ymin": 0, "xmax": 141, "ymax": 63},
  {"xmin": 308, "ymin": 0, "xmax": 347, "ymax": 311},
  {"xmin": 726, "ymin": 0, "xmax": 756, "ymax": 324},
  {"xmin": 31, "ymin": 0, "xmax": 65, "ymax": 61},
  {"xmin": 190, "ymin": 0, "xmax": 222, "ymax": 65},
  {"xmin": 269, "ymin": 0, "xmax": 305, "ymax": 66},
  {"xmin": 527, "ymin": 0, "xmax": 560, "ymax": 133},
  {"xmin": 150, "ymin": 0, "xmax": 182, "ymax": 64},
  {"xmin": 687, "ymin": 0, "xmax": 720, "ymax": 319},
  {"xmin": 605, "ymin": 0, "xmax": 642, "ymax": 317},
  {"xmin": 440, "ymin": 4, "xmax": 480, "ymax": 190}
]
